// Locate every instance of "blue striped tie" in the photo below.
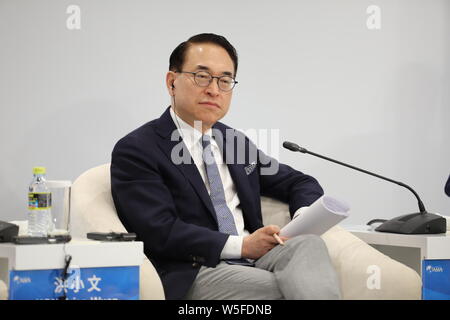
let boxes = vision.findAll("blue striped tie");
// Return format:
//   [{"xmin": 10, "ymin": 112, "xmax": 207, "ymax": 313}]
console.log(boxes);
[{"xmin": 202, "ymin": 135, "xmax": 254, "ymax": 266}]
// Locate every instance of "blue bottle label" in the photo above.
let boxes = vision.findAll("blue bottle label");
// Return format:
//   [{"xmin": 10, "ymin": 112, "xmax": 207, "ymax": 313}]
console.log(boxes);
[{"xmin": 28, "ymin": 193, "xmax": 52, "ymax": 210}]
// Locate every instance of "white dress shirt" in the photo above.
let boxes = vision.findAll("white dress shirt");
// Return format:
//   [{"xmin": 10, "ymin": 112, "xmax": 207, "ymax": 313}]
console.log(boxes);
[{"xmin": 170, "ymin": 107, "xmax": 249, "ymax": 259}]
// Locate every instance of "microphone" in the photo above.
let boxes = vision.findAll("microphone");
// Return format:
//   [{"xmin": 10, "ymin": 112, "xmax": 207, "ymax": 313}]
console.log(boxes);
[{"xmin": 283, "ymin": 141, "xmax": 446, "ymax": 234}]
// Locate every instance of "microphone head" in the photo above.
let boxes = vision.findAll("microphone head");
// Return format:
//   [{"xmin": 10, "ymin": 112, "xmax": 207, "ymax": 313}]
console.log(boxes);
[{"xmin": 283, "ymin": 141, "xmax": 303, "ymax": 152}]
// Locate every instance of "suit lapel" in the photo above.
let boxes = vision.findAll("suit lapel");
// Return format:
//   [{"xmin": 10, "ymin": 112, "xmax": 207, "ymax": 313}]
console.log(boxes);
[
  {"xmin": 213, "ymin": 125, "xmax": 257, "ymax": 228},
  {"xmin": 154, "ymin": 107, "xmax": 217, "ymax": 224},
  {"xmin": 154, "ymin": 107, "xmax": 259, "ymax": 230}
]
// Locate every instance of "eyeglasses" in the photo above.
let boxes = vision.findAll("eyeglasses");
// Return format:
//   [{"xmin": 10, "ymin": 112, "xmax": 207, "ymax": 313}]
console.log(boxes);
[{"xmin": 176, "ymin": 71, "xmax": 238, "ymax": 92}]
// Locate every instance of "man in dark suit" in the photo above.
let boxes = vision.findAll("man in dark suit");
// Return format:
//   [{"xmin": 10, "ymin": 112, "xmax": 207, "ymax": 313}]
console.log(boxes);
[{"xmin": 111, "ymin": 33, "xmax": 341, "ymax": 300}]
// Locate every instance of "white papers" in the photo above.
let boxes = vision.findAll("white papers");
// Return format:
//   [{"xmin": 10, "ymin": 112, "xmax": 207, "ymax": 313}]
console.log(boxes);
[{"xmin": 280, "ymin": 195, "xmax": 350, "ymax": 237}]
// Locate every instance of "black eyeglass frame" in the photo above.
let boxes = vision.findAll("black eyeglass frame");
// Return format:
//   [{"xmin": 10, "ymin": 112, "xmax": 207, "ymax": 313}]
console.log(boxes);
[{"xmin": 175, "ymin": 71, "xmax": 238, "ymax": 92}]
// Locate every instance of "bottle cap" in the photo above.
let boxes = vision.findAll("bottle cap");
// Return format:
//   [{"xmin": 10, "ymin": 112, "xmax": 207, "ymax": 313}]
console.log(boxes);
[{"xmin": 33, "ymin": 167, "xmax": 46, "ymax": 175}]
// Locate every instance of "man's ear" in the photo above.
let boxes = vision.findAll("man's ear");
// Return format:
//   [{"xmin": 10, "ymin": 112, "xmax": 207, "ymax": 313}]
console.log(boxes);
[{"xmin": 166, "ymin": 71, "xmax": 176, "ymax": 96}]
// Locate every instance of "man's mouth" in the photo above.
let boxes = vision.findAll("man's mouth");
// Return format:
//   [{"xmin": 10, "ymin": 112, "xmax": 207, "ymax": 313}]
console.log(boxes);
[{"xmin": 199, "ymin": 101, "xmax": 220, "ymax": 109}]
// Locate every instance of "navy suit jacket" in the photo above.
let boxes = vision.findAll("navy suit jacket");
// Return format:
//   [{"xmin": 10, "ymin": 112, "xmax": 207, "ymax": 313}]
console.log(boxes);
[{"xmin": 110, "ymin": 107, "xmax": 324, "ymax": 299}]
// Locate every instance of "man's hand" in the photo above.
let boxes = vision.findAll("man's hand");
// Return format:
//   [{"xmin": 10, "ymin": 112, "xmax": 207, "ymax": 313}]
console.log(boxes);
[{"xmin": 241, "ymin": 225, "xmax": 289, "ymax": 260}]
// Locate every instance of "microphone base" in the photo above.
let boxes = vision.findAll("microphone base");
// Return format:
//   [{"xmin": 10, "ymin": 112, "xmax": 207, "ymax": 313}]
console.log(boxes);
[{"xmin": 375, "ymin": 212, "xmax": 447, "ymax": 234}]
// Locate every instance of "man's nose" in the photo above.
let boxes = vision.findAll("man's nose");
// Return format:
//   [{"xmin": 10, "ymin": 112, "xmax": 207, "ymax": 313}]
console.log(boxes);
[{"xmin": 205, "ymin": 78, "xmax": 220, "ymax": 96}]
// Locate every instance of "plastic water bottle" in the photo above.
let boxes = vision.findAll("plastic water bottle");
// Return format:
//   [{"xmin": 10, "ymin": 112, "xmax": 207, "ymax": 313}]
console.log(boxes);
[{"xmin": 28, "ymin": 167, "xmax": 53, "ymax": 236}]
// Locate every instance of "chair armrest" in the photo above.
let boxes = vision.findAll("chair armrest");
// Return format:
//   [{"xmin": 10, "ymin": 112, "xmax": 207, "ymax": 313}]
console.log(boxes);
[
  {"xmin": 322, "ymin": 226, "xmax": 421, "ymax": 299},
  {"xmin": 140, "ymin": 257, "xmax": 165, "ymax": 300},
  {"xmin": 0, "ymin": 280, "xmax": 7, "ymax": 300}
]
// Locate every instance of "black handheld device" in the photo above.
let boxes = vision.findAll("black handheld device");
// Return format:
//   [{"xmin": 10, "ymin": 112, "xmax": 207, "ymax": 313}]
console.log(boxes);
[
  {"xmin": 12, "ymin": 234, "xmax": 72, "ymax": 245},
  {"xmin": 86, "ymin": 232, "xmax": 136, "ymax": 241}
]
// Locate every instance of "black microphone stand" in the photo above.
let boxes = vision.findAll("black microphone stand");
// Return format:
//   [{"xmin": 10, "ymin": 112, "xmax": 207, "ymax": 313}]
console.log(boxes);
[{"xmin": 283, "ymin": 141, "xmax": 446, "ymax": 234}]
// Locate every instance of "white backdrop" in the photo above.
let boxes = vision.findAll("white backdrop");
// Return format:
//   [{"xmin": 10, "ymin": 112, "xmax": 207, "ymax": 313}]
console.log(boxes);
[{"xmin": 1, "ymin": 0, "xmax": 449, "ymax": 225}]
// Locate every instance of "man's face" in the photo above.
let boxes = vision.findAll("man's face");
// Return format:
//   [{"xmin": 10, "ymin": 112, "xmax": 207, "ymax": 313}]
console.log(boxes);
[{"xmin": 167, "ymin": 43, "xmax": 235, "ymax": 131}]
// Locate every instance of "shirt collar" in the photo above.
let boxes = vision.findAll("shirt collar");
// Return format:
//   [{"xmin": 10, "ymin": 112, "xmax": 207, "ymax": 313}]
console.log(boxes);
[{"xmin": 169, "ymin": 107, "xmax": 213, "ymax": 150}]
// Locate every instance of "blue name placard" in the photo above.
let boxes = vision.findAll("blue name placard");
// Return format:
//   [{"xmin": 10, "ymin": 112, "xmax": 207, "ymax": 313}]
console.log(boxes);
[
  {"xmin": 9, "ymin": 266, "xmax": 139, "ymax": 300},
  {"xmin": 422, "ymin": 260, "xmax": 450, "ymax": 300}
]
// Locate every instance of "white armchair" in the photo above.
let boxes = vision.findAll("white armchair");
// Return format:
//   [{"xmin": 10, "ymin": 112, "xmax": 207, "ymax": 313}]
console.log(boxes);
[
  {"xmin": 70, "ymin": 164, "xmax": 165, "ymax": 300},
  {"xmin": 71, "ymin": 163, "xmax": 421, "ymax": 300}
]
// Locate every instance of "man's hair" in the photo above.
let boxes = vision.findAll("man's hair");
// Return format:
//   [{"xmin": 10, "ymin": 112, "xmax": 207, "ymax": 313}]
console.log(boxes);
[{"xmin": 169, "ymin": 33, "xmax": 238, "ymax": 77}]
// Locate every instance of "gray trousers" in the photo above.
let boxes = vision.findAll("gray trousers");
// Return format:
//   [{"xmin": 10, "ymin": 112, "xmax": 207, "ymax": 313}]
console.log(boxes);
[{"xmin": 185, "ymin": 234, "xmax": 341, "ymax": 300}]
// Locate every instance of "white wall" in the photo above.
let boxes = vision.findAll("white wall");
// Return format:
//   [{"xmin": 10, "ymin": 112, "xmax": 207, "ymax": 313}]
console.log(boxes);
[{"xmin": 1, "ymin": 0, "xmax": 449, "ymax": 225}]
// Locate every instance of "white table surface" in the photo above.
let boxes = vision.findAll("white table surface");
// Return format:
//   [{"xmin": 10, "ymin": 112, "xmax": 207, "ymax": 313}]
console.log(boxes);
[
  {"xmin": 0, "ymin": 239, "xmax": 144, "ymax": 271},
  {"xmin": 343, "ymin": 225, "xmax": 450, "ymax": 260}
]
